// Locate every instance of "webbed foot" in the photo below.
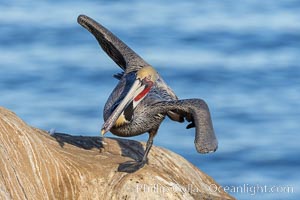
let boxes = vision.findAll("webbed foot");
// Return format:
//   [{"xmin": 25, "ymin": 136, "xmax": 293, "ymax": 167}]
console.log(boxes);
[{"xmin": 118, "ymin": 160, "xmax": 146, "ymax": 173}]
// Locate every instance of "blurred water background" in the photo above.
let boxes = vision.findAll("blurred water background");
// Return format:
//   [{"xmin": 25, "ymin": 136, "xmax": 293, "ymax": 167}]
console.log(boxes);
[{"xmin": 1, "ymin": 0, "xmax": 299, "ymax": 199}]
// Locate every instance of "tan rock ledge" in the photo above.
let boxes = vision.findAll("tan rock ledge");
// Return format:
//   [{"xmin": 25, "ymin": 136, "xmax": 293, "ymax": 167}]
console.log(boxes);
[{"xmin": 0, "ymin": 107, "xmax": 234, "ymax": 200}]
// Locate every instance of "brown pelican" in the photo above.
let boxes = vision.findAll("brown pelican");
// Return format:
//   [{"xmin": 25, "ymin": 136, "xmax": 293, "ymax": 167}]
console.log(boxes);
[{"xmin": 77, "ymin": 15, "xmax": 217, "ymax": 170}]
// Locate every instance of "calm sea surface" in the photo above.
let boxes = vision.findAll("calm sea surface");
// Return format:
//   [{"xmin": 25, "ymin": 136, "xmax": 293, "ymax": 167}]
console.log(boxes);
[{"xmin": 1, "ymin": 0, "xmax": 299, "ymax": 199}]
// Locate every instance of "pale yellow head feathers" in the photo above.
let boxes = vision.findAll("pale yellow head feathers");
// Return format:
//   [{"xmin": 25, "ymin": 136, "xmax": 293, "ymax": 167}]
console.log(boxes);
[{"xmin": 136, "ymin": 66, "xmax": 158, "ymax": 82}]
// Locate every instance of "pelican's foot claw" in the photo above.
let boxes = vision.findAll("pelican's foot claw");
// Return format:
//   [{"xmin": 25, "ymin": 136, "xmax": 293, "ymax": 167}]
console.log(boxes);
[{"xmin": 118, "ymin": 160, "xmax": 146, "ymax": 173}]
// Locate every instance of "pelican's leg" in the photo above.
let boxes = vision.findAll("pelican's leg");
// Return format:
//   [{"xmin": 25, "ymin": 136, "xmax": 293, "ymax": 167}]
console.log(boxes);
[
  {"xmin": 117, "ymin": 128, "xmax": 158, "ymax": 173},
  {"xmin": 140, "ymin": 128, "xmax": 157, "ymax": 164}
]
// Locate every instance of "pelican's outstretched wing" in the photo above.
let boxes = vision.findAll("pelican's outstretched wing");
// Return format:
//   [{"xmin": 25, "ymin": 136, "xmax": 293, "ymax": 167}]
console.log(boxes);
[
  {"xmin": 153, "ymin": 99, "xmax": 218, "ymax": 153},
  {"xmin": 77, "ymin": 15, "xmax": 149, "ymax": 73}
]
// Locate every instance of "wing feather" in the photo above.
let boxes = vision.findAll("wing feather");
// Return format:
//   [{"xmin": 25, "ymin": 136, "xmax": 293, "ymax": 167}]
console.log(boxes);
[
  {"xmin": 78, "ymin": 15, "xmax": 149, "ymax": 73},
  {"xmin": 153, "ymin": 99, "xmax": 218, "ymax": 153}
]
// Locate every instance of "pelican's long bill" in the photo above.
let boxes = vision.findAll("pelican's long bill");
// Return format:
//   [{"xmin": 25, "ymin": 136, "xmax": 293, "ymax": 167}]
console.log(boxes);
[{"xmin": 101, "ymin": 77, "xmax": 152, "ymax": 135}]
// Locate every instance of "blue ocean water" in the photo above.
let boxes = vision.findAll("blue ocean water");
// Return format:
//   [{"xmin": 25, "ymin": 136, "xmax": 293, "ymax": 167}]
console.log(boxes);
[{"xmin": 1, "ymin": 0, "xmax": 299, "ymax": 199}]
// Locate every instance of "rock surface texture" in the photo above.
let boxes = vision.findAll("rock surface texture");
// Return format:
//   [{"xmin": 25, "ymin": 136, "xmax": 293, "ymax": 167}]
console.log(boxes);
[{"xmin": 0, "ymin": 107, "xmax": 234, "ymax": 200}]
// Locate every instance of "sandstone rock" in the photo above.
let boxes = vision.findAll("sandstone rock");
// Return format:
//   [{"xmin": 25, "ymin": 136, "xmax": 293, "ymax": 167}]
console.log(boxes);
[{"xmin": 0, "ymin": 107, "xmax": 234, "ymax": 199}]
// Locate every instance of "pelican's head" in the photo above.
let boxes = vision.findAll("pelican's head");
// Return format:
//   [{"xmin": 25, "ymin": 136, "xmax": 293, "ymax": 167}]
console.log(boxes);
[{"xmin": 101, "ymin": 66, "xmax": 158, "ymax": 135}]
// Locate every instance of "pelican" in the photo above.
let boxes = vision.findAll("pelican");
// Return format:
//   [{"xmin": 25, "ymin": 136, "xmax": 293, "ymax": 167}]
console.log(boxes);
[{"xmin": 77, "ymin": 15, "xmax": 217, "ymax": 169}]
